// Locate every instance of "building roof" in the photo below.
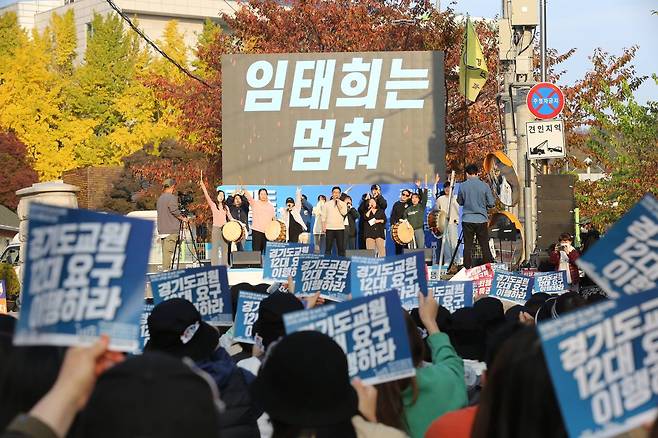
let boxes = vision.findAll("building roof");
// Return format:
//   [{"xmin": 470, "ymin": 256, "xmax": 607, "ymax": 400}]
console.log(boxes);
[{"xmin": 0, "ymin": 205, "xmax": 19, "ymax": 231}]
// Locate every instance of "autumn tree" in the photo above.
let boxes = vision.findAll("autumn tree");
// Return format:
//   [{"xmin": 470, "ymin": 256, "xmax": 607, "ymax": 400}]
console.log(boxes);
[{"xmin": 0, "ymin": 131, "xmax": 38, "ymax": 209}]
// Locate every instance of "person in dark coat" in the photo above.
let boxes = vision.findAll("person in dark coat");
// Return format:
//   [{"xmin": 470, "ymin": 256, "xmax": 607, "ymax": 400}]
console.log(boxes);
[
  {"xmin": 358, "ymin": 184, "xmax": 387, "ymax": 249},
  {"xmin": 390, "ymin": 189, "xmax": 412, "ymax": 255},
  {"xmin": 145, "ymin": 298, "xmax": 261, "ymax": 438},
  {"xmin": 227, "ymin": 192, "xmax": 250, "ymax": 251},
  {"xmin": 341, "ymin": 194, "xmax": 360, "ymax": 251}
]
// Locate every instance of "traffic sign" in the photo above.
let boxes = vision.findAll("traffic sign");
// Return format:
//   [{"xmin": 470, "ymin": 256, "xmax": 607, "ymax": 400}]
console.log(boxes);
[
  {"xmin": 527, "ymin": 82, "xmax": 564, "ymax": 120},
  {"xmin": 526, "ymin": 120, "xmax": 566, "ymax": 160}
]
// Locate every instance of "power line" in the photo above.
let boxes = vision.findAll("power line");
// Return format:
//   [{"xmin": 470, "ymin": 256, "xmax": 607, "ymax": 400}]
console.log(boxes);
[{"xmin": 104, "ymin": 0, "xmax": 212, "ymax": 88}]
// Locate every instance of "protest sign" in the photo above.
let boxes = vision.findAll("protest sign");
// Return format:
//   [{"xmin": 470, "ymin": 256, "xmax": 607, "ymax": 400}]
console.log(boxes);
[
  {"xmin": 0, "ymin": 280, "xmax": 6, "ymax": 313},
  {"xmin": 577, "ymin": 194, "xmax": 658, "ymax": 298},
  {"xmin": 490, "ymin": 271, "xmax": 533, "ymax": 304},
  {"xmin": 138, "ymin": 301, "xmax": 154, "ymax": 352},
  {"xmin": 350, "ymin": 252, "xmax": 427, "ymax": 309},
  {"xmin": 427, "ymin": 280, "xmax": 474, "ymax": 313},
  {"xmin": 293, "ymin": 254, "xmax": 351, "ymax": 301},
  {"xmin": 452, "ymin": 263, "xmax": 494, "ymax": 299},
  {"xmin": 263, "ymin": 242, "xmax": 311, "ymax": 282},
  {"xmin": 234, "ymin": 290, "xmax": 268, "ymax": 344},
  {"xmin": 150, "ymin": 265, "xmax": 233, "ymax": 326},
  {"xmin": 533, "ymin": 271, "xmax": 569, "ymax": 294},
  {"xmin": 539, "ymin": 289, "xmax": 658, "ymax": 438},
  {"xmin": 14, "ymin": 204, "xmax": 152, "ymax": 351},
  {"xmin": 491, "ymin": 263, "xmax": 509, "ymax": 272},
  {"xmin": 284, "ymin": 290, "xmax": 415, "ymax": 385}
]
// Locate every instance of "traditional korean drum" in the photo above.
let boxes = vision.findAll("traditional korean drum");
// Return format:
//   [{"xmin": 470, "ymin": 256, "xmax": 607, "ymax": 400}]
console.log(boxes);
[
  {"xmin": 222, "ymin": 220, "xmax": 247, "ymax": 242},
  {"xmin": 391, "ymin": 221, "xmax": 414, "ymax": 245},
  {"xmin": 298, "ymin": 232, "xmax": 310, "ymax": 244},
  {"xmin": 427, "ymin": 211, "xmax": 446, "ymax": 238},
  {"xmin": 265, "ymin": 219, "xmax": 287, "ymax": 242}
]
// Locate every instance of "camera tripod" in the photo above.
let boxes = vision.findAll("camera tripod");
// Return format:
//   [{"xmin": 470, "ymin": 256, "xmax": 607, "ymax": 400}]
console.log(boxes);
[{"xmin": 170, "ymin": 217, "xmax": 203, "ymax": 270}]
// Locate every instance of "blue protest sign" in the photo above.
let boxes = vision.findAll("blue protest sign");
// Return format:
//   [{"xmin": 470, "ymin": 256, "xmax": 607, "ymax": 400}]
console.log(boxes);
[
  {"xmin": 263, "ymin": 242, "xmax": 311, "ymax": 282},
  {"xmin": 427, "ymin": 280, "xmax": 474, "ymax": 312},
  {"xmin": 138, "ymin": 301, "xmax": 154, "ymax": 353},
  {"xmin": 577, "ymin": 194, "xmax": 658, "ymax": 299},
  {"xmin": 150, "ymin": 265, "xmax": 233, "ymax": 326},
  {"xmin": 293, "ymin": 254, "xmax": 351, "ymax": 301},
  {"xmin": 234, "ymin": 290, "xmax": 268, "ymax": 344},
  {"xmin": 539, "ymin": 288, "xmax": 658, "ymax": 438},
  {"xmin": 14, "ymin": 204, "xmax": 153, "ymax": 351},
  {"xmin": 350, "ymin": 252, "xmax": 428, "ymax": 309},
  {"xmin": 532, "ymin": 271, "xmax": 569, "ymax": 294},
  {"xmin": 284, "ymin": 290, "xmax": 415, "ymax": 385},
  {"xmin": 490, "ymin": 271, "xmax": 533, "ymax": 304}
]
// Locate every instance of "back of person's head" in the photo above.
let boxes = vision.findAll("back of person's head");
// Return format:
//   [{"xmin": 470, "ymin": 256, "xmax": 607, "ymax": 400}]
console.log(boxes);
[
  {"xmin": 535, "ymin": 291, "xmax": 586, "ymax": 322},
  {"xmin": 473, "ymin": 297, "xmax": 505, "ymax": 332},
  {"xmin": 77, "ymin": 352, "xmax": 221, "ymax": 438},
  {"xmin": 251, "ymin": 331, "xmax": 357, "ymax": 438},
  {"xmin": 472, "ymin": 326, "xmax": 567, "ymax": 438},
  {"xmin": 0, "ymin": 345, "xmax": 66, "ymax": 430},
  {"xmin": 252, "ymin": 292, "xmax": 303, "ymax": 351},
  {"xmin": 445, "ymin": 307, "xmax": 485, "ymax": 360},
  {"xmin": 525, "ymin": 292, "xmax": 550, "ymax": 318},
  {"xmin": 465, "ymin": 163, "xmax": 479, "ymax": 175},
  {"xmin": 145, "ymin": 298, "xmax": 220, "ymax": 362},
  {"xmin": 505, "ymin": 305, "xmax": 524, "ymax": 322}
]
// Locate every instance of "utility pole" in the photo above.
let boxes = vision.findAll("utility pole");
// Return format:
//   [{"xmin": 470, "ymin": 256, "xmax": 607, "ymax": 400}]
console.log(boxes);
[{"xmin": 498, "ymin": 0, "xmax": 539, "ymax": 261}]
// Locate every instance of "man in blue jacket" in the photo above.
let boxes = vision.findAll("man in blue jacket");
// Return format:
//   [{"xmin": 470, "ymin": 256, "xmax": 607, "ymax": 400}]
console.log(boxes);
[{"xmin": 457, "ymin": 164, "xmax": 495, "ymax": 268}]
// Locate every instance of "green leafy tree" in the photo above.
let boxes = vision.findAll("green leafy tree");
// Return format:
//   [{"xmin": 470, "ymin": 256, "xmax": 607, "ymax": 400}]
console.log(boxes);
[{"xmin": 44, "ymin": 10, "xmax": 77, "ymax": 75}]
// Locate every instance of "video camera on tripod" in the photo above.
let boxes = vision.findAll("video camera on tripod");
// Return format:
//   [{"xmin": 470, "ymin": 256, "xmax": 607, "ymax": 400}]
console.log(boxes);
[{"xmin": 178, "ymin": 191, "xmax": 194, "ymax": 216}]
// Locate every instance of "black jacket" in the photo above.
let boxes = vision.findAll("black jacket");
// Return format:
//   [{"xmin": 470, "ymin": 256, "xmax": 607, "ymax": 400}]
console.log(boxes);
[
  {"xmin": 227, "ymin": 195, "xmax": 250, "ymax": 230},
  {"xmin": 390, "ymin": 200, "xmax": 410, "ymax": 225},
  {"xmin": 358, "ymin": 194, "xmax": 387, "ymax": 230},
  {"xmin": 344, "ymin": 207, "xmax": 360, "ymax": 237},
  {"xmin": 363, "ymin": 209, "xmax": 387, "ymax": 239}
]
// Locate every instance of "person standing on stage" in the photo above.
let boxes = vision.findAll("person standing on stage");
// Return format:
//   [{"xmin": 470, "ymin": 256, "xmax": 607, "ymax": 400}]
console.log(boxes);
[
  {"xmin": 341, "ymin": 194, "xmax": 359, "ymax": 251},
  {"xmin": 406, "ymin": 179, "xmax": 428, "ymax": 249},
  {"xmin": 312, "ymin": 195, "xmax": 326, "ymax": 254},
  {"xmin": 457, "ymin": 164, "xmax": 495, "ymax": 268},
  {"xmin": 390, "ymin": 188, "xmax": 412, "ymax": 254},
  {"xmin": 243, "ymin": 188, "xmax": 275, "ymax": 254},
  {"xmin": 300, "ymin": 194, "xmax": 313, "ymax": 232},
  {"xmin": 435, "ymin": 181, "xmax": 462, "ymax": 267},
  {"xmin": 199, "ymin": 172, "xmax": 233, "ymax": 267},
  {"xmin": 279, "ymin": 187, "xmax": 307, "ymax": 243},
  {"xmin": 363, "ymin": 198, "xmax": 387, "ymax": 257},
  {"xmin": 227, "ymin": 190, "xmax": 249, "ymax": 251},
  {"xmin": 157, "ymin": 178, "xmax": 188, "ymax": 271},
  {"xmin": 358, "ymin": 184, "xmax": 387, "ymax": 249},
  {"xmin": 322, "ymin": 186, "xmax": 348, "ymax": 257}
]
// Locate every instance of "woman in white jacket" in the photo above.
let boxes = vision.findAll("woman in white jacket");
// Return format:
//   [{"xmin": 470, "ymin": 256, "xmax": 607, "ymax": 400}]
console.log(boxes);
[{"xmin": 312, "ymin": 195, "xmax": 327, "ymax": 254}]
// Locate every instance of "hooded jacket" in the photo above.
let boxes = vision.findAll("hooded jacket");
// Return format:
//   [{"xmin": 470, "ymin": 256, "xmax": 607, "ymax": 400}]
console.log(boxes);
[{"xmin": 196, "ymin": 348, "xmax": 262, "ymax": 438}]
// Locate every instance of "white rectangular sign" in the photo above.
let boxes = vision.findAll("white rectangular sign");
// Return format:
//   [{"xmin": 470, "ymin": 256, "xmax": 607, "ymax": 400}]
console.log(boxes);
[{"xmin": 526, "ymin": 120, "xmax": 566, "ymax": 160}]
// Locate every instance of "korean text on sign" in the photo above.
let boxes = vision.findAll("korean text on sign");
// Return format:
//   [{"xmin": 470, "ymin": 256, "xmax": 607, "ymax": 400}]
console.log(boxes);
[
  {"xmin": 293, "ymin": 255, "xmax": 351, "ymax": 301},
  {"xmin": 577, "ymin": 194, "xmax": 658, "ymax": 298},
  {"xmin": 284, "ymin": 290, "xmax": 415, "ymax": 385},
  {"xmin": 428, "ymin": 280, "xmax": 474, "ymax": 313},
  {"xmin": 234, "ymin": 291, "xmax": 268, "ymax": 344},
  {"xmin": 263, "ymin": 242, "xmax": 311, "ymax": 282},
  {"xmin": 150, "ymin": 266, "xmax": 233, "ymax": 326},
  {"xmin": 351, "ymin": 252, "xmax": 427, "ymax": 309},
  {"xmin": 138, "ymin": 301, "xmax": 154, "ymax": 352},
  {"xmin": 533, "ymin": 271, "xmax": 569, "ymax": 294},
  {"xmin": 14, "ymin": 204, "xmax": 153, "ymax": 351},
  {"xmin": 539, "ymin": 290, "xmax": 658, "ymax": 438},
  {"xmin": 490, "ymin": 272, "xmax": 533, "ymax": 304}
]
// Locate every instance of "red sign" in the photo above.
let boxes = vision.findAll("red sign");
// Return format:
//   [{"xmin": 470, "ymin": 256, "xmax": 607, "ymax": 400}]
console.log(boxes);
[{"xmin": 527, "ymin": 82, "xmax": 564, "ymax": 120}]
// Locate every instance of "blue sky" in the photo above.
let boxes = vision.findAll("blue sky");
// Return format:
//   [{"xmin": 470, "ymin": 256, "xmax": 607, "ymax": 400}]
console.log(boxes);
[
  {"xmin": 452, "ymin": 0, "xmax": 657, "ymax": 103},
  {"xmin": 1, "ymin": 0, "xmax": 656, "ymax": 102}
]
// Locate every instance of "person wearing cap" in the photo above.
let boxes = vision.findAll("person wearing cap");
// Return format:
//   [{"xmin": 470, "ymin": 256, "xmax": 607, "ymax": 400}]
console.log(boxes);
[
  {"xmin": 322, "ymin": 186, "xmax": 348, "ymax": 257},
  {"xmin": 157, "ymin": 178, "xmax": 189, "ymax": 271},
  {"xmin": 359, "ymin": 185, "xmax": 387, "ymax": 249},
  {"xmin": 250, "ymin": 331, "xmax": 407, "ymax": 438},
  {"xmin": 278, "ymin": 187, "xmax": 307, "ymax": 243},
  {"xmin": 390, "ymin": 188, "xmax": 413, "ymax": 255},
  {"xmin": 145, "ymin": 298, "xmax": 261, "ymax": 438},
  {"xmin": 200, "ymin": 171, "xmax": 234, "ymax": 266},
  {"xmin": 243, "ymin": 188, "xmax": 276, "ymax": 254},
  {"xmin": 435, "ymin": 180, "xmax": 462, "ymax": 267},
  {"xmin": 300, "ymin": 194, "xmax": 313, "ymax": 231}
]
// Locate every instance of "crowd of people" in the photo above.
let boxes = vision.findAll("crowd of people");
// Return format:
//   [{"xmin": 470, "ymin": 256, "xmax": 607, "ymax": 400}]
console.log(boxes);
[
  {"xmin": 2, "ymin": 271, "xmax": 655, "ymax": 438},
  {"xmin": 161, "ymin": 164, "xmax": 510, "ymax": 271}
]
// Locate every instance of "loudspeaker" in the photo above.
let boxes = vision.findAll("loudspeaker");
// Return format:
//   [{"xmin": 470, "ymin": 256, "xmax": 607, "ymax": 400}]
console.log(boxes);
[
  {"xmin": 403, "ymin": 248, "xmax": 434, "ymax": 265},
  {"xmin": 231, "ymin": 251, "xmax": 262, "ymax": 268},
  {"xmin": 346, "ymin": 249, "xmax": 376, "ymax": 258},
  {"xmin": 536, "ymin": 174, "xmax": 576, "ymax": 251}
]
